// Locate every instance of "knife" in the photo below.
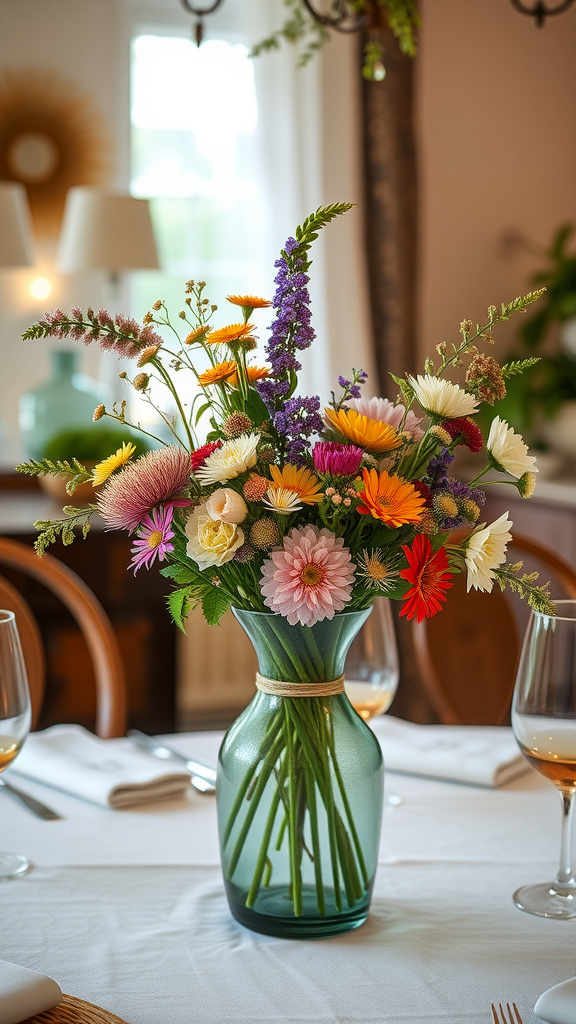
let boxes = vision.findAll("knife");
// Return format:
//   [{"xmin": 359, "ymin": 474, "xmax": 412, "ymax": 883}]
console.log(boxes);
[
  {"xmin": 0, "ymin": 777, "xmax": 63, "ymax": 820},
  {"xmin": 127, "ymin": 730, "xmax": 217, "ymax": 790}
]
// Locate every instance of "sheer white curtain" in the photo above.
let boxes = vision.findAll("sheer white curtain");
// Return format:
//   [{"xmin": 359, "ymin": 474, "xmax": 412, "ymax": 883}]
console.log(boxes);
[{"xmin": 242, "ymin": 0, "xmax": 376, "ymax": 400}]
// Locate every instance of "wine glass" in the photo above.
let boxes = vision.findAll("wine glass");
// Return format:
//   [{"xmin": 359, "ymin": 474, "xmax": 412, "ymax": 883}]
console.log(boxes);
[
  {"xmin": 344, "ymin": 597, "xmax": 399, "ymax": 721},
  {"xmin": 512, "ymin": 599, "xmax": 576, "ymax": 919},
  {"xmin": 0, "ymin": 610, "xmax": 31, "ymax": 879}
]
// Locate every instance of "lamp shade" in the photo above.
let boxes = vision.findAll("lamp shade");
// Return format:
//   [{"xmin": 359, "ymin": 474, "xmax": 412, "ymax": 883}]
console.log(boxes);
[
  {"xmin": 57, "ymin": 187, "xmax": 160, "ymax": 272},
  {"xmin": 0, "ymin": 181, "xmax": 34, "ymax": 267}
]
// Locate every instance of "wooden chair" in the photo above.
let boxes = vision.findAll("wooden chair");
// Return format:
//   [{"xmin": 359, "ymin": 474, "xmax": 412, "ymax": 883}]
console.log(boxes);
[
  {"xmin": 412, "ymin": 532, "xmax": 576, "ymax": 726},
  {"xmin": 0, "ymin": 537, "xmax": 126, "ymax": 737}
]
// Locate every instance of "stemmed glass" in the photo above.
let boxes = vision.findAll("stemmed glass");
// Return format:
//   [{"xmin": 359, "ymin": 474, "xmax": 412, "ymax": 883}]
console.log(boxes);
[
  {"xmin": 512, "ymin": 599, "xmax": 576, "ymax": 918},
  {"xmin": 344, "ymin": 597, "xmax": 399, "ymax": 721},
  {"xmin": 0, "ymin": 610, "xmax": 31, "ymax": 879}
]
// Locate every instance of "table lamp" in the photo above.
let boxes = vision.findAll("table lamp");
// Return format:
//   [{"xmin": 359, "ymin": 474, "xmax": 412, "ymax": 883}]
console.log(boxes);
[
  {"xmin": 0, "ymin": 181, "xmax": 34, "ymax": 267},
  {"xmin": 56, "ymin": 187, "xmax": 160, "ymax": 283}
]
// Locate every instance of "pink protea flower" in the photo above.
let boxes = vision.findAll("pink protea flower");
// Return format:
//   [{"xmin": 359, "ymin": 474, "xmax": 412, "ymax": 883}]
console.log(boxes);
[
  {"xmin": 260, "ymin": 524, "xmax": 356, "ymax": 626},
  {"xmin": 349, "ymin": 396, "xmax": 424, "ymax": 441},
  {"xmin": 97, "ymin": 446, "xmax": 193, "ymax": 532},
  {"xmin": 129, "ymin": 505, "xmax": 175, "ymax": 573},
  {"xmin": 312, "ymin": 441, "xmax": 363, "ymax": 476}
]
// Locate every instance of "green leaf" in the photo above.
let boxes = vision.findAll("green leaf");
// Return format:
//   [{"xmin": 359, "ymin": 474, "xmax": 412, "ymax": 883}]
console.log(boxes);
[
  {"xmin": 194, "ymin": 401, "xmax": 212, "ymax": 426},
  {"xmin": 160, "ymin": 564, "xmax": 202, "ymax": 585},
  {"xmin": 202, "ymin": 587, "xmax": 230, "ymax": 625},
  {"xmin": 167, "ymin": 586, "xmax": 196, "ymax": 631},
  {"xmin": 501, "ymin": 357, "xmax": 541, "ymax": 378}
]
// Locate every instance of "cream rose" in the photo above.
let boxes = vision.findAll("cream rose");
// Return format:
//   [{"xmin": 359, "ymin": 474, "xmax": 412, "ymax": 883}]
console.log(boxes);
[
  {"xmin": 206, "ymin": 487, "xmax": 248, "ymax": 524},
  {"xmin": 186, "ymin": 504, "xmax": 244, "ymax": 569}
]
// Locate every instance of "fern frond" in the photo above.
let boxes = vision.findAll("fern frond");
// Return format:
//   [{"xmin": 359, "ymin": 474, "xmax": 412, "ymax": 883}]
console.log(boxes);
[{"xmin": 501, "ymin": 357, "xmax": 540, "ymax": 379}]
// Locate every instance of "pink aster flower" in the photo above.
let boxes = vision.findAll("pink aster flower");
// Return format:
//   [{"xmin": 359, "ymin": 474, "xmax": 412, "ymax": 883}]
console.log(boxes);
[
  {"xmin": 349, "ymin": 396, "xmax": 424, "ymax": 441},
  {"xmin": 97, "ymin": 446, "xmax": 193, "ymax": 532},
  {"xmin": 312, "ymin": 442, "xmax": 363, "ymax": 476},
  {"xmin": 129, "ymin": 505, "xmax": 175, "ymax": 574},
  {"xmin": 260, "ymin": 524, "xmax": 355, "ymax": 626}
]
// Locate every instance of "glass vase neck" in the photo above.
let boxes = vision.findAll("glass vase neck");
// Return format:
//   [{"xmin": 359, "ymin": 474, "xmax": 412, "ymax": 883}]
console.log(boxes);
[{"xmin": 50, "ymin": 350, "xmax": 77, "ymax": 380}]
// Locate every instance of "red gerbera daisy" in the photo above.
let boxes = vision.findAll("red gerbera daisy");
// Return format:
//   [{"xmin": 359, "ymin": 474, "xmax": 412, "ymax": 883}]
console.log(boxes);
[
  {"xmin": 440, "ymin": 417, "xmax": 483, "ymax": 453},
  {"xmin": 412, "ymin": 480, "xmax": 433, "ymax": 507},
  {"xmin": 399, "ymin": 534, "xmax": 454, "ymax": 623},
  {"xmin": 191, "ymin": 441, "xmax": 222, "ymax": 472}
]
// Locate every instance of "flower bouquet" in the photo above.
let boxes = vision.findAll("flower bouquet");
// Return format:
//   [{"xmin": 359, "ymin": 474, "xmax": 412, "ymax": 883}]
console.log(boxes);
[{"xmin": 19, "ymin": 203, "xmax": 552, "ymax": 938}]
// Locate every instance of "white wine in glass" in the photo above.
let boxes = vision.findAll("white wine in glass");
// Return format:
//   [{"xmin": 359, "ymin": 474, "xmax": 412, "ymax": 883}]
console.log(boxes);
[
  {"xmin": 344, "ymin": 598, "xmax": 399, "ymax": 721},
  {"xmin": 512, "ymin": 599, "xmax": 576, "ymax": 919},
  {"xmin": 0, "ymin": 610, "xmax": 31, "ymax": 879}
]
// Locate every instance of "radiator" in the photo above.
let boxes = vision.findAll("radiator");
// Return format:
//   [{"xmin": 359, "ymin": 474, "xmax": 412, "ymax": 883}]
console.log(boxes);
[{"xmin": 177, "ymin": 608, "xmax": 258, "ymax": 727}]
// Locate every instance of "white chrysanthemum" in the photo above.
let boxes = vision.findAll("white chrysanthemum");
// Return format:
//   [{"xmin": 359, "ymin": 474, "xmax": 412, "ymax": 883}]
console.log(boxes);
[
  {"xmin": 408, "ymin": 375, "xmax": 479, "ymax": 419},
  {"xmin": 262, "ymin": 487, "xmax": 302, "ymax": 516},
  {"xmin": 487, "ymin": 416, "xmax": 538, "ymax": 479},
  {"xmin": 195, "ymin": 433, "xmax": 260, "ymax": 485},
  {"xmin": 465, "ymin": 512, "xmax": 513, "ymax": 593}
]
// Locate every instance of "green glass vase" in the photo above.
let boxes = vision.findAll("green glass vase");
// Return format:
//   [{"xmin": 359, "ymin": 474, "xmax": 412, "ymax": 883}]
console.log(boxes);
[{"xmin": 217, "ymin": 608, "xmax": 384, "ymax": 939}]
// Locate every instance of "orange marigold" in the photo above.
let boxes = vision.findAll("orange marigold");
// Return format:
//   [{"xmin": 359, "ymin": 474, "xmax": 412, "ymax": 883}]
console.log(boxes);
[
  {"xmin": 226, "ymin": 295, "xmax": 271, "ymax": 309},
  {"xmin": 357, "ymin": 468, "xmax": 425, "ymax": 528},
  {"xmin": 206, "ymin": 323, "xmax": 255, "ymax": 346},
  {"xmin": 228, "ymin": 365, "xmax": 270, "ymax": 387},
  {"xmin": 324, "ymin": 407, "xmax": 402, "ymax": 454},
  {"xmin": 198, "ymin": 361, "xmax": 237, "ymax": 387}
]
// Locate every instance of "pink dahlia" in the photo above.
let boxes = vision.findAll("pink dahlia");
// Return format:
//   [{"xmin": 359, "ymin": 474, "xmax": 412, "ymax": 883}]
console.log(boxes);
[
  {"xmin": 260, "ymin": 524, "xmax": 355, "ymax": 626},
  {"xmin": 129, "ymin": 505, "xmax": 175, "ymax": 573},
  {"xmin": 312, "ymin": 442, "xmax": 363, "ymax": 476},
  {"xmin": 97, "ymin": 446, "xmax": 193, "ymax": 532},
  {"xmin": 349, "ymin": 396, "xmax": 424, "ymax": 441}
]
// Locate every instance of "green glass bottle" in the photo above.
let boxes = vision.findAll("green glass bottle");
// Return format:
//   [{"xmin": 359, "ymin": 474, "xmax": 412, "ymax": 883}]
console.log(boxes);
[
  {"xmin": 18, "ymin": 349, "xmax": 103, "ymax": 459},
  {"xmin": 217, "ymin": 608, "xmax": 384, "ymax": 939}
]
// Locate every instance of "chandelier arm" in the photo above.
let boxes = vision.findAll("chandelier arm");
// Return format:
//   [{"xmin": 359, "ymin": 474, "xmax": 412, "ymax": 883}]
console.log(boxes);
[
  {"xmin": 180, "ymin": 0, "xmax": 225, "ymax": 16},
  {"xmin": 300, "ymin": 0, "xmax": 371, "ymax": 33},
  {"xmin": 508, "ymin": 0, "xmax": 576, "ymax": 23}
]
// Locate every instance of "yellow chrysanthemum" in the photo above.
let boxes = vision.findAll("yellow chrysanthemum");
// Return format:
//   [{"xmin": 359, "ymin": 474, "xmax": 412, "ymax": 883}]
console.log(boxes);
[
  {"xmin": 228, "ymin": 365, "xmax": 270, "ymax": 387},
  {"xmin": 226, "ymin": 295, "xmax": 271, "ymax": 309},
  {"xmin": 324, "ymin": 407, "xmax": 402, "ymax": 454},
  {"xmin": 92, "ymin": 442, "xmax": 137, "ymax": 487},
  {"xmin": 206, "ymin": 323, "xmax": 255, "ymax": 346},
  {"xmin": 198, "ymin": 361, "xmax": 237, "ymax": 387}
]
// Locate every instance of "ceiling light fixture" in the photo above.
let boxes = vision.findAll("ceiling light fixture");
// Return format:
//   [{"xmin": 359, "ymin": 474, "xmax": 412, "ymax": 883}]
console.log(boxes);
[
  {"xmin": 508, "ymin": 0, "xmax": 576, "ymax": 26},
  {"xmin": 180, "ymin": 0, "xmax": 225, "ymax": 46}
]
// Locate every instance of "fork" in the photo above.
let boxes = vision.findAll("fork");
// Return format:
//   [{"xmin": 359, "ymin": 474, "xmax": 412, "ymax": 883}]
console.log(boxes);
[{"xmin": 491, "ymin": 1004, "xmax": 524, "ymax": 1024}]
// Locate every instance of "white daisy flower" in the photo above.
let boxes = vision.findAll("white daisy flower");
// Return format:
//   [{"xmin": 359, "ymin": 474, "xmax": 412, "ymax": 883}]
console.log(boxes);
[
  {"xmin": 487, "ymin": 416, "xmax": 538, "ymax": 479},
  {"xmin": 195, "ymin": 432, "xmax": 260, "ymax": 485},
  {"xmin": 465, "ymin": 512, "xmax": 513, "ymax": 593},
  {"xmin": 408, "ymin": 375, "xmax": 479, "ymax": 419}
]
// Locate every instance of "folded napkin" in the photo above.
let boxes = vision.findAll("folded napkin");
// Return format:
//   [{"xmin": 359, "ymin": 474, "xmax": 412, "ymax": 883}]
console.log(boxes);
[
  {"xmin": 370, "ymin": 716, "xmax": 530, "ymax": 788},
  {"xmin": 11, "ymin": 725, "xmax": 192, "ymax": 809},
  {"xmin": 0, "ymin": 960, "xmax": 61, "ymax": 1024},
  {"xmin": 535, "ymin": 977, "xmax": 576, "ymax": 1024}
]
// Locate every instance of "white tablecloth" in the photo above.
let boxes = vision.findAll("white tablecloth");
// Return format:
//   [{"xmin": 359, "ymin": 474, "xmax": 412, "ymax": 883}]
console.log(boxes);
[{"xmin": 0, "ymin": 730, "xmax": 574, "ymax": 1024}]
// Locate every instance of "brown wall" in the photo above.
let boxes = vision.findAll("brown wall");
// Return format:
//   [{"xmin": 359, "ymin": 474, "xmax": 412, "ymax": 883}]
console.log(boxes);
[{"xmin": 416, "ymin": 0, "xmax": 576, "ymax": 359}]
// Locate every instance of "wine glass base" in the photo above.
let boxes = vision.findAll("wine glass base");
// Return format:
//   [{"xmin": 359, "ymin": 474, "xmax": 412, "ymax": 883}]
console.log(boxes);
[
  {"xmin": 513, "ymin": 881, "xmax": 576, "ymax": 919},
  {"xmin": 0, "ymin": 852, "xmax": 29, "ymax": 880}
]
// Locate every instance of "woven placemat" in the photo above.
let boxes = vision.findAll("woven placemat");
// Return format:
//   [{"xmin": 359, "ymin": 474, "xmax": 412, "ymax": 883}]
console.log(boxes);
[{"xmin": 22, "ymin": 994, "xmax": 129, "ymax": 1024}]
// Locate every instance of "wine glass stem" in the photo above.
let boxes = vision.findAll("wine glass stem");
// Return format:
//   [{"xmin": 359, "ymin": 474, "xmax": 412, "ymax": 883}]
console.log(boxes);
[{"xmin": 555, "ymin": 788, "xmax": 576, "ymax": 889}]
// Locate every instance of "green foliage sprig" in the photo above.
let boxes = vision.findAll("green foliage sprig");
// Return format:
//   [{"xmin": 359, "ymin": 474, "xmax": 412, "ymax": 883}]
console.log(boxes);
[
  {"xmin": 33, "ymin": 506, "xmax": 98, "ymax": 556},
  {"xmin": 16, "ymin": 457, "xmax": 93, "ymax": 495},
  {"xmin": 494, "ymin": 563, "xmax": 556, "ymax": 616}
]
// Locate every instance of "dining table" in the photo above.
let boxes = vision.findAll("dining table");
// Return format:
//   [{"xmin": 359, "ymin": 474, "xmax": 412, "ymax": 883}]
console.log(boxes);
[{"xmin": 1, "ymin": 728, "xmax": 575, "ymax": 1024}]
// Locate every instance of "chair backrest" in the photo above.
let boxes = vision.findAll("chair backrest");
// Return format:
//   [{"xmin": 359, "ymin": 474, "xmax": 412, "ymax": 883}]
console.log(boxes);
[
  {"xmin": 0, "ymin": 537, "xmax": 126, "ymax": 737},
  {"xmin": 412, "ymin": 531, "xmax": 576, "ymax": 725}
]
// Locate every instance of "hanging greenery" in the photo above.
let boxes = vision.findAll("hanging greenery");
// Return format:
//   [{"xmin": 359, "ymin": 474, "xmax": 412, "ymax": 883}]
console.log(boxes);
[{"xmin": 251, "ymin": 0, "xmax": 420, "ymax": 82}]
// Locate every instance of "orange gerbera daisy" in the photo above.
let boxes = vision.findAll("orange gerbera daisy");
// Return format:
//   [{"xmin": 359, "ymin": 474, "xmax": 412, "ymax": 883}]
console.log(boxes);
[
  {"xmin": 357, "ymin": 468, "xmax": 425, "ymax": 527},
  {"xmin": 263, "ymin": 464, "xmax": 323, "ymax": 514},
  {"xmin": 198, "ymin": 361, "xmax": 237, "ymax": 387},
  {"xmin": 206, "ymin": 323, "xmax": 255, "ymax": 346},
  {"xmin": 324, "ymin": 407, "xmax": 402, "ymax": 454},
  {"xmin": 226, "ymin": 295, "xmax": 272, "ymax": 309},
  {"xmin": 228, "ymin": 365, "xmax": 270, "ymax": 387}
]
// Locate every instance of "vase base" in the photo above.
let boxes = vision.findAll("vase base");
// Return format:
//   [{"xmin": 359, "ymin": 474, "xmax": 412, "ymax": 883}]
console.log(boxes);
[{"xmin": 225, "ymin": 881, "xmax": 371, "ymax": 938}]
